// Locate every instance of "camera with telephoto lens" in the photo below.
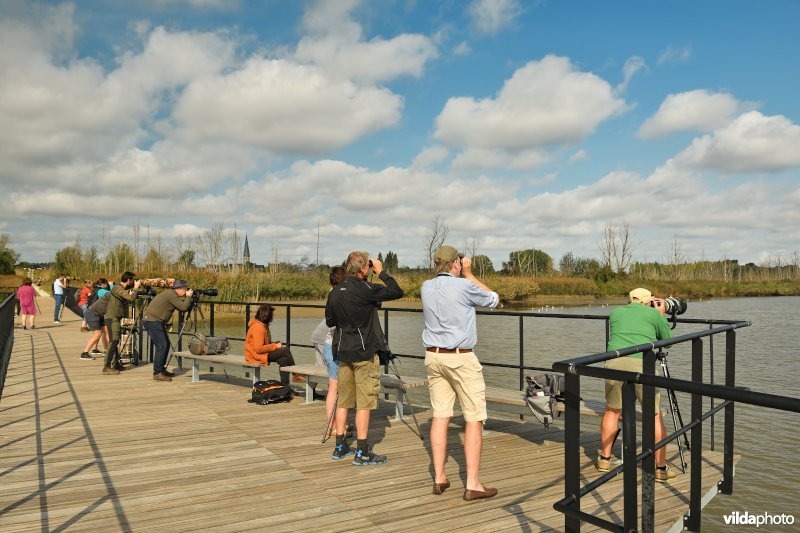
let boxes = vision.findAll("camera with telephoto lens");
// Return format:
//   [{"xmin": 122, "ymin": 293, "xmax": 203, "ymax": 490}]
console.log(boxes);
[
  {"xmin": 136, "ymin": 286, "xmax": 157, "ymax": 299},
  {"xmin": 651, "ymin": 296, "xmax": 688, "ymax": 316},
  {"xmin": 191, "ymin": 288, "xmax": 219, "ymax": 302}
]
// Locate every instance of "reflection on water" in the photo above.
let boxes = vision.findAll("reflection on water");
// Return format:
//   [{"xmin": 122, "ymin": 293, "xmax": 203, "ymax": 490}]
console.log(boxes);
[{"xmin": 203, "ymin": 296, "xmax": 800, "ymax": 528}]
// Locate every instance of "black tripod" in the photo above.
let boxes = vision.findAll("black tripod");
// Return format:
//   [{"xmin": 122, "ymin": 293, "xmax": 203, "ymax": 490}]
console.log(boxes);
[
  {"xmin": 657, "ymin": 349, "xmax": 689, "ymax": 473},
  {"xmin": 165, "ymin": 298, "xmax": 209, "ymax": 368},
  {"xmin": 119, "ymin": 294, "xmax": 152, "ymax": 366}
]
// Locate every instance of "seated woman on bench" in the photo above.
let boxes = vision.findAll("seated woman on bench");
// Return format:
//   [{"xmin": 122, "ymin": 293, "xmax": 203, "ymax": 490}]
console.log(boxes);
[{"xmin": 245, "ymin": 304, "xmax": 305, "ymax": 387}]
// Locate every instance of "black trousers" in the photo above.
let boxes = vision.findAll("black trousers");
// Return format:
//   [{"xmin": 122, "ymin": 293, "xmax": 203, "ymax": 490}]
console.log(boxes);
[{"xmin": 267, "ymin": 347, "xmax": 295, "ymax": 385}]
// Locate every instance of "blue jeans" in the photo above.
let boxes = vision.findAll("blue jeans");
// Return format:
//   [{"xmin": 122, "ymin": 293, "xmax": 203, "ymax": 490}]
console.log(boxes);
[
  {"xmin": 54, "ymin": 294, "xmax": 64, "ymax": 321},
  {"xmin": 322, "ymin": 343, "xmax": 338, "ymax": 379},
  {"xmin": 144, "ymin": 321, "xmax": 170, "ymax": 374}
]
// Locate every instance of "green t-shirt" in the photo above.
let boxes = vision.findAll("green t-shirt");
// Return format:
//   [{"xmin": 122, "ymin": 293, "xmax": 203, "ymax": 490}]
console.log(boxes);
[{"xmin": 607, "ymin": 302, "xmax": 673, "ymax": 358}]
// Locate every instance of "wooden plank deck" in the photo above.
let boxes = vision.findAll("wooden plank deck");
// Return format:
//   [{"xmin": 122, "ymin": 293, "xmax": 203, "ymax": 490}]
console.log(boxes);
[{"xmin": 1, "ymin": 300, "xmax": 738, "ymax": 532}]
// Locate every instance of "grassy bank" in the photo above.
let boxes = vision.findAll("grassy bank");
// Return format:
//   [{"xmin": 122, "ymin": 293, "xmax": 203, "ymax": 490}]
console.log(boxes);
[{"xmin": 27, "ymin": 270, "xmax": 800, "ymax": 303}]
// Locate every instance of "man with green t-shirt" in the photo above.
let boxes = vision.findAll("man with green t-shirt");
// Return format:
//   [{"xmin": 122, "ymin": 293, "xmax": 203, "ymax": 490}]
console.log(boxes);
[{"xmin": 596, "ymin": 287, "xmax": 677, "ymax": 482}]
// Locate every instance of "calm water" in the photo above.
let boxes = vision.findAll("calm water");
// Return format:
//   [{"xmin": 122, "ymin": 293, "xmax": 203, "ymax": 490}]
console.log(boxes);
[{"xmin": 206, "ymin": 296, "xmax": 800, "ymax": 529}]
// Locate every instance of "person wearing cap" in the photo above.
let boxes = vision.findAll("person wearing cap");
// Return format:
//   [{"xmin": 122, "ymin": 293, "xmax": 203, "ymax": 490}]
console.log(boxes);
[
  {"xmin": 597, "ymin": 287, "xmax": 676, "ymax": 482},
  {"xmin": 142, "ymin": 279, "xmax": 193, "ymax": 382},
  {"xmin": 421, "ymin": 245, "xmax": 500, "ymax": 501},
  {"xmin": 325, "ymin": 251, "xmax": 404, "ymax": 465}
]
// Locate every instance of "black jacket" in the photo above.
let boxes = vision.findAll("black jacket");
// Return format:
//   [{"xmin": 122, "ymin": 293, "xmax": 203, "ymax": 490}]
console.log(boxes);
[{"xmin": 325, "ymin": 272, "xmax": 404, "ymax": 362}]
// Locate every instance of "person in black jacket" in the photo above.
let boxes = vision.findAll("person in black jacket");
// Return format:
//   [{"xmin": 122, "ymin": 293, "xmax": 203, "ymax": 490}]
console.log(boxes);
[{"xmin": 325, "ymin": 251, "xmax": 404, "ymax": 465}]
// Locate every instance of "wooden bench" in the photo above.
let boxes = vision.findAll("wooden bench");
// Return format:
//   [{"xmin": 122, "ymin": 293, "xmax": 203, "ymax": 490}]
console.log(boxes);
[
  {"xmin": 280, "ymin": 364, "xmax": 428, "ymax": 422},
  {"xmin": 174, "ymin": 351, "xmax": 265, "ymax": 385}
]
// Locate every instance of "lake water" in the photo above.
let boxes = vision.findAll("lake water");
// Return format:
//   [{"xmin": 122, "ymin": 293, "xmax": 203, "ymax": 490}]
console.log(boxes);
[{"xmin": 203, "ymin": 296, "xmax": 800, "ymax": 529}]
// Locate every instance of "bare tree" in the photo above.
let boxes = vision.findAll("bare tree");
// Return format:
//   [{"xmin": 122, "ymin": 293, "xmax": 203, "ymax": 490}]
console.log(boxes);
[
  {"xmin": 195, "ymin": 223, "xmax": 226, "ymax": 269},
  {"xmin": 597, "ymin": 222, "xmax": 635, "ymax": 274},
  {"xmin": 423, "ymin": 215, "xmax": 449, "ymax": 268},
  {"xmin": 229, "ymin": 223, "xmax": 240, "ymax": 273}
]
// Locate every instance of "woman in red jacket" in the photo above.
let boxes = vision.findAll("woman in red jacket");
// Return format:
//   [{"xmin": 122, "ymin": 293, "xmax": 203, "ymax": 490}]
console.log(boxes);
[{"xmin": 245, "ymin": 304, "xmax": 304, "ymax": 386}]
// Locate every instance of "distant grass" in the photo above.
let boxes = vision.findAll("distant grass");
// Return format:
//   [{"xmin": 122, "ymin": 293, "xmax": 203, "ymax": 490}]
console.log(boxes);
[{"xmin": 31, "ymin": 269, "xmax": 800, "ymax": 303}]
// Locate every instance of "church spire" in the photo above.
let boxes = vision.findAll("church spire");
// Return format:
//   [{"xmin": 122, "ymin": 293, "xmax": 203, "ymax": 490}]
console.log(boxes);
[{"xmin": 243, "ymin": 234, "xmax": 251, "ymax": 265}]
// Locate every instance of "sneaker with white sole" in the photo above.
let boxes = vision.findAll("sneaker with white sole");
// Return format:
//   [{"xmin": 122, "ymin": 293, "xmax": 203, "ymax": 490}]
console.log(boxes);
[{"xmin": 80, "ymin": 352, "xmax": 94, "ymax": 360}]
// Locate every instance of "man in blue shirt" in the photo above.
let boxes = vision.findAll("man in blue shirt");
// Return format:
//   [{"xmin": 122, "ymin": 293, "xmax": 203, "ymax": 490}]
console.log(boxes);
[{"xmin": 421, "ymin": 245, "xmax": 500, "ymax": 501}]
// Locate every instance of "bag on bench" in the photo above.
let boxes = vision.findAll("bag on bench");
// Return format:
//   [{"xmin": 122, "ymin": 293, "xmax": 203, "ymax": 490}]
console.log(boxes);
[
  {"xmin": 524, "ymin": 374, "xmax": 566, "ymax": 428},
  {"xmin": 188, "ymin": 333, "xmax": 230, "ymax": 355},
  {"xmin": 248, "ymin": 380, "xmax": 293, "ymax": 405}
]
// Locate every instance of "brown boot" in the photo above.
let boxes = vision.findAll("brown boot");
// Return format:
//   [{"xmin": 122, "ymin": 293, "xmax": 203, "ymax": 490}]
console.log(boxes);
[{"xmin": 102, "ymin": 367, "xmax": 120, "ymax": 375}]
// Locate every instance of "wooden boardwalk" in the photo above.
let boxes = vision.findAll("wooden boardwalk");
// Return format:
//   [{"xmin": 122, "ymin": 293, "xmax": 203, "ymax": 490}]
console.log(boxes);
[{"xmin": 1, "ymin": 299, "xmax": 737, "ymax": 532}]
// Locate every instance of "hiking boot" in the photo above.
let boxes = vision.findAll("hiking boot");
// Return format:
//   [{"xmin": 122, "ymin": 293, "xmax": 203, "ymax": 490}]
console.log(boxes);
[
  {"xmin": 80, "ymin": 352, "xmax": 94, "ymax": 361},
  {"xmin": 102, "ymin": 367, "xmax": 120, "ymax": 375},
  {"xmin": 595, "ymin": 451, "xmax": 619, "ymax": 473},
  {"xmin": 353, "ymin": 448, "xmax": 388, "ymax": 466},
  {"xmin": 655, "ymin": 466, "xmax": 677, "ymax": 483},
  {"xmin": 292, "ymin": 373, "xmax": 306, "ymax": 383},
  {"xmin": 331, "ymin": 442, "xmax": 354, "ymax": 460},
  {"xmin": 162, "ymin": 370, "xmax": 176, "ymax": 378},
  {"xmin": 153, "ymin": 372, "xmax": 173, "ymax": 382}
]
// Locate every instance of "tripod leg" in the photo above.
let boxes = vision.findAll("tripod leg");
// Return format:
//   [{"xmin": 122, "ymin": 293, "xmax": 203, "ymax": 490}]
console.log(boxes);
[
  {"xmin": 389, "ymin": 361, "xmax": 424, "ymax": 441},
  {"xmin": 660, "ymin": 359, "xmax": 688, "ymax": 473}
]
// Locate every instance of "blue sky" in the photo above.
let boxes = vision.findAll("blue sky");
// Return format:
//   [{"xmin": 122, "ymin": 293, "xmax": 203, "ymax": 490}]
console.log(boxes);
[{"xmin": 1, "ymin": 0, "xmax": 798, "ymax": 269}]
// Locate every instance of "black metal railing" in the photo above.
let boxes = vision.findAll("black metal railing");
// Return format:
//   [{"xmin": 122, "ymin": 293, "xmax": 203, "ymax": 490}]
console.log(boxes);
[
  {"xmin": 552, "ymin": 321, "xmax": 800, "ymax": 532},
  {"xmin": 0, "ymin": 293, "xmax": 15, "ymax": 399}
]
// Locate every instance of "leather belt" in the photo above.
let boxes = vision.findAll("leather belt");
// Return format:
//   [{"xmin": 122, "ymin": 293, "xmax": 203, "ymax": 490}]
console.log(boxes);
[{"xmin": 426, "ymin": 347, "xmax": 473, "ymax": 354}]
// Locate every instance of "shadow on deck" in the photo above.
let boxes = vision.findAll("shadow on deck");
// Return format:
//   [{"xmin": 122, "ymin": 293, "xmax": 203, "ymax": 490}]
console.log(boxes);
[{"xmin": 1, "ymin": 302, "xmax": 736, "ymax": 532}]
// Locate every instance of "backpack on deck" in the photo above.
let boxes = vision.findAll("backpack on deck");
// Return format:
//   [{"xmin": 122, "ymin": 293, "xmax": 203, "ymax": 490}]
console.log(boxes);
[
  {"xmin": 248, "ymin": 380, "xmax": 293, "ymax": 405},
  {"xmin": 524, "ymin": 374, "xmax": 566, "ymax": 428}
]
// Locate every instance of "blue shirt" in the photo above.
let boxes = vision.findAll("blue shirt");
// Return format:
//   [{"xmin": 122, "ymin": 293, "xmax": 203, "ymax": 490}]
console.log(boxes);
[
  {"xmin": 421, "ymin": 273, "xmax": 500, "ymax": 349},
  {"xmin": 53, "ymin": 279, "xmax": 64, "ymax": 295}
]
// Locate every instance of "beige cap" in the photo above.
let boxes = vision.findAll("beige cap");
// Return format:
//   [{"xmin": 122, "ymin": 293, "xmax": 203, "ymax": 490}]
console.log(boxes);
[
  {"xmin": 629, "ymin": 287, "xmax": 653, "ymax": 304},
  {"xmin": 433, "ymin": 245, "xmax": 464, "ymax": 264}
]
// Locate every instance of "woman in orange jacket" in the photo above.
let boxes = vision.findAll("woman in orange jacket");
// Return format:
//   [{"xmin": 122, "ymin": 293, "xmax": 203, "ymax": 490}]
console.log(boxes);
[{"xmin": 245, "ymin": 304, "xmax": 304, "ymax": 386}]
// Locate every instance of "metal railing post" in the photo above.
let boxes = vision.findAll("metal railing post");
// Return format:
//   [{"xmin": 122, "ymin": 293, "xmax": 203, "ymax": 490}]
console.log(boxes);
[
  {"xmin": 286, "ymin": 305, "xmax": 291, "ymax": 347},
  {"xmin": 519, "ymin": 315, "xmax": 525, "ymax": 392},
  {"xmin": 720, "ymin": 330, "xmax": 736, "ymax": 495},
  {"xmin": 642, "ymin": 349, "xmax": 656, "ymax": 532},
  {"xmin": 685, "ymin": 338, "xmax": 703, "ymax": 531},
  {"xmin": 564, "ymin": 373, "xmax": 581, "ymax": 533},
  {"xmin": 209, "ymin": 302, "xmax": 215, "ymax": 337},
  {"xmin": 622, "ymin": 380, "xmax": 638, "ymax": 530},
  {"xmin": 245, "ymin": 304, "xmax": 251, "ymax": 338},
  {"xmin": 709, "ymin": 324, "xmax": 715, "ymax": 451}
]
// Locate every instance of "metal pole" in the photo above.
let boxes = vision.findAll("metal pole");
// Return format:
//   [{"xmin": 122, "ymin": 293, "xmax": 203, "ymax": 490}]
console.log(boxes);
[
  {"xmin": 684, "ymin": 338, "xmax": 703, "ymax": 531},
  {"xmin": 709, "ymin": 324, "xmax": 715, "ymax": 451},
  {"xmin": 519, "ymin": 315, "xmax": 524, "ymax": 392},
  {"xmin": 622, "ymin": 381, "xmax": 638, "ymax": 530},
  {"xmin": 245, "ymin": 304, "xmax": 251, "ymax": 338},
  {"xmin": 209, "ymin": 302, "xmax": 215, "ymax": 337},
  {"xmin": 720, "ymin": 330, "xmax": 736, "ymax": 495},
  {"xmin": 641, "ymin": 349, "xmax": 656, "ymax": 532},
  {"xmin": 564, "ymin": 373, "xmax": 581, "ymax": 533},
  {"xmin": 286, "ymin": 305, "xmax": 291, "ymax": 347}
]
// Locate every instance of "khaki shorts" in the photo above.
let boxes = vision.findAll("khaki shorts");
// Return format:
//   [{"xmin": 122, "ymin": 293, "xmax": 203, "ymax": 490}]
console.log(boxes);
[
  {"xmin": 604, "ymin": 356, "xmax": 661, "ymax": 414},
  {"xmin": 338, "ymin": 355, "xmax": 381, "ymax": 410},
  {"xmin": 425, "ymin": 350, "xmax": 487, "ymax": 422}
]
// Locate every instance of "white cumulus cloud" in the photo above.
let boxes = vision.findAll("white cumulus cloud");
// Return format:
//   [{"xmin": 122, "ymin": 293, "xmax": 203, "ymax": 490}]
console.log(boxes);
[
  {"xmin": 468, "ymin": 0, "xmax": 524, "ymax": 34},
  {"xmin": 675, "ymin": 111, "xmax": 800, "ymax": 172},
  {"xmin": 434, "ymin": 55, "xmax": 628, "ymax": 150},
  {"xmin": 638, "ymin": 89, "xmax": 752, "ymax": 139}
]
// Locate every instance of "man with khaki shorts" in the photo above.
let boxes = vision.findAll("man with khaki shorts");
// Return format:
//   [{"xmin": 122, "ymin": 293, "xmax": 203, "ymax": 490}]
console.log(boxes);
[
  {"xmin": 326, "ymin": 251, "xmax": 403, "ymax": 465},
  {"xmin": 597, "ymin": 287, "xmax": 676, "ymax": 482},
  {"xmin": 422, "ymin": 246, "xmax": 500, "ymax": 501}
]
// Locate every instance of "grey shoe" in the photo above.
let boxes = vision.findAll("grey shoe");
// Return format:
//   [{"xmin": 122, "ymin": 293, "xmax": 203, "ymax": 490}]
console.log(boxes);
[{"xmin": 80, "ymin": 352, "xmax": 94, "ymax": 360}]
